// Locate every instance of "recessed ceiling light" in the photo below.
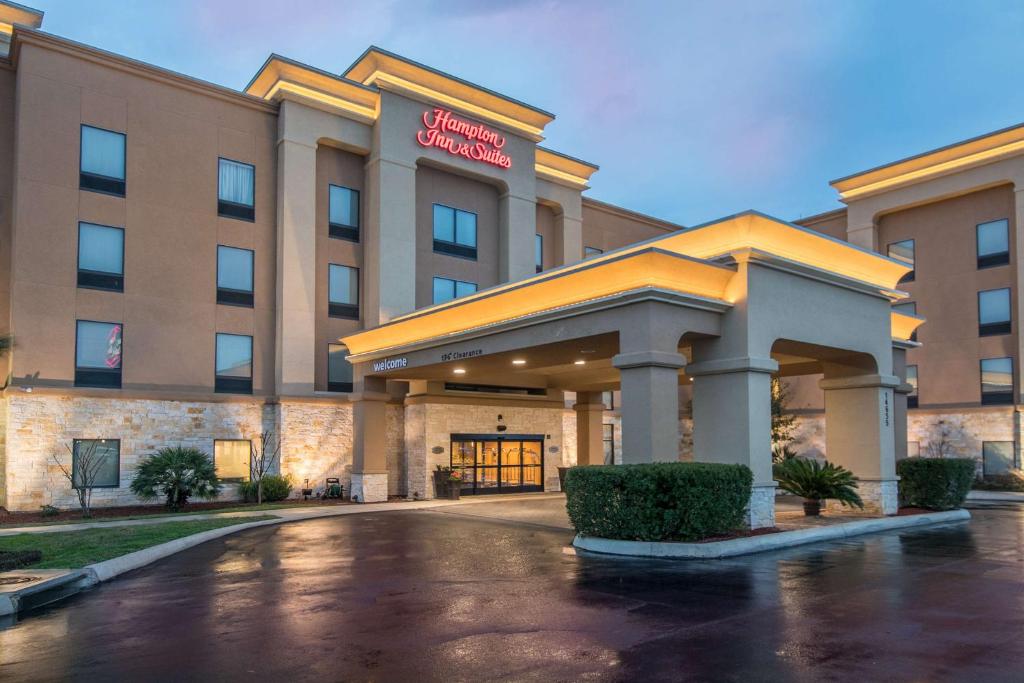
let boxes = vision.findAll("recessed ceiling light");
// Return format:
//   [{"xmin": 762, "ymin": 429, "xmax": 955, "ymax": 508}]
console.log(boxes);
[
  {"xmin": 574, "ymin": 360, "xmax": 586, "ymax": 366},
  {"xmin": 512, "ymin": 359, "xmax": 527, "ymax": 366},
  {"xmin": 453, "ymin": 368, "xmax": 466, "ymax": 375}
]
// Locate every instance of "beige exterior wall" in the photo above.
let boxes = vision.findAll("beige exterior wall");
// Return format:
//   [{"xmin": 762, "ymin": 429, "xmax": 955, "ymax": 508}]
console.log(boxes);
[
  {"xmin": 0, "ymin": 64, "xmax": 14, "ymax": 350},
  {"xmin": 581, "ymin": 199, "xmax": 677, "ymax": 253},
  {"xmin": 8, "ymin": 42, "xmax": 278, "ymax": 395}
]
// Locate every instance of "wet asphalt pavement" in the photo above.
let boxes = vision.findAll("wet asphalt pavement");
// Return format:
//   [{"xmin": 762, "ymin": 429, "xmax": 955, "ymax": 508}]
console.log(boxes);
[{"xmin": 1, "ymin": 500, "xmax": 1023, "ymax": 682}]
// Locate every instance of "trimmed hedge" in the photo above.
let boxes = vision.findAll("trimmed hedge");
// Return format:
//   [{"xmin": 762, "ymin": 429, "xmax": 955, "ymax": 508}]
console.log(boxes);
[
  {"xmin": 564, "ymin": 462, "xmax": 753, "ymax": 542},
  {"xmin": 238, "ymin": 474, "xmax": 293, "ymax": 503},
  {"xmin": 897, "ymin": 458, "xmax": 975, "ymax": 510}
]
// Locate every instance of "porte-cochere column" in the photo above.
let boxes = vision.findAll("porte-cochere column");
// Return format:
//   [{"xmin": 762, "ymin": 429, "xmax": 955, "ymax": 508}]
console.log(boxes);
[{"xmin": 612, "ymin": 350, "xmax": 687, "ymax": 464}]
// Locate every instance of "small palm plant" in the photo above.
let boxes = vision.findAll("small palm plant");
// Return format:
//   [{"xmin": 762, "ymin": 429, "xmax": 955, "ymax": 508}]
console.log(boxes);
[
  {"xmin": 773, "ymin": 457, "xmax": 863, "ymax": 516},
  {"xmin": 130, "ymin": 446, "xmax": 221, "ymax": 511}
]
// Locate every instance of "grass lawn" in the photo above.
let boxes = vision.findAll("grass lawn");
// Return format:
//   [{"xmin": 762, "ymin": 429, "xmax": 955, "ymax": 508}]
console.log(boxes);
[{"xmin": 0, "ymin": 516, "xmax": 277, "ymax": 569}]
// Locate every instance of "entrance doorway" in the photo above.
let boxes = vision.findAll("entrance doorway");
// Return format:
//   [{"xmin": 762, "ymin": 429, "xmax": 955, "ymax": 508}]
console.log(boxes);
[{"xmin": 450, "ymin": 434, "xmax": 545, "ymax": 495}]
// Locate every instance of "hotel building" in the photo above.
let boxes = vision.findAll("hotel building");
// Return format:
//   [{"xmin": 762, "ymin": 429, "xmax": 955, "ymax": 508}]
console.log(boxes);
[{"xmin": 0, "ymin": 2, "xmax": 1012, "ymax": 514}]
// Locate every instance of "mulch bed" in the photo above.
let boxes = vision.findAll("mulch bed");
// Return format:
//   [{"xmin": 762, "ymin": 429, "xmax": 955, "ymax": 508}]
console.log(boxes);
[
  {"xmin": 0, "ymin": 498, "xmax": 354, "ymax": 527},
  {"xmin": 696, "ymin": 526, "xmax": 782, "ymax": 543},
  {"xmin": 896, "ymin": 506, "xmax": 937, "ymax": 516}
]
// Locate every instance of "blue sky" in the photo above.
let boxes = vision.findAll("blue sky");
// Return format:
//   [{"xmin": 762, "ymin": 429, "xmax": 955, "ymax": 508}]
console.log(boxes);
[{"xmin": 27, "ymin": 0, "xmax": 1024, "ymax": 225}]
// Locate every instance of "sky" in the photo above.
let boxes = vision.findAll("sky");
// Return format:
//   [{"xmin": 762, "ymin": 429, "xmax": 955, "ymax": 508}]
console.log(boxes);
[{"xmin": 25, "ymin": 0, "xmax": 1024, "ymax": 225}]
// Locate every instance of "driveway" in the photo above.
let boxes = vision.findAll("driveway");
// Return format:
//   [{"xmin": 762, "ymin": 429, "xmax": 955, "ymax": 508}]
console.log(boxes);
[{"xmin": 1, "ymin": 498, "xmax": 1022, "ymax": 682}]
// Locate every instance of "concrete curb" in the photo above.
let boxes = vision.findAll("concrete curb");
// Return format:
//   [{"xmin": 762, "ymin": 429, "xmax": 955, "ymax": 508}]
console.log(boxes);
[
  {"xmin": 572, "ymin": 509, "xmax": 972, "ymax": 559},
  {"xmin": 967, "ymin": 490, "xmax": 1024, "ymax": 503},
  {"xmin": 0, "ymin": 569, "xmax": 94, "ymax": 617}
]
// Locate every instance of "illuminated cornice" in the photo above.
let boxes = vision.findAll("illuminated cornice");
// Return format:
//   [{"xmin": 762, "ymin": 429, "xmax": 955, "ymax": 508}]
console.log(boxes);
[
  {"xmin": 342, "ymin": 248, "xmax": 735, "ymax": 356},
  {"xmin": 833, "ymin": 122, "xmax": 1024, "ymax": 201},
  {"xmin": 891, "ymin": 311, "xmax": 925, "ymax": 342},
  {"xmin": 0, "ymin": 2, "xmax": 42, "ymax": 31},
  {"xmin": 344, "ymin": 47, "xmax": 554, "ymax": 141},
  {"xmin": 246, "ymin": 54, "xmax": 379, "ymax": 123},
  {"xmin": 535, "ymin": 147, "xmax": 598, "ymax": 189}
]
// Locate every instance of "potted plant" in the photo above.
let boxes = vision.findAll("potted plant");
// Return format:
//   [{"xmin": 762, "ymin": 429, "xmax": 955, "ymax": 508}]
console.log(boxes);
[
  {"xmin": 447, "ymin": 469, "xmax": 463, "ymax": 500},
  {"xmin": 433, "ymin": 465, "xmax": 453, "ymax": 499},
  {"xmin": 772, "ymin": 457, "xmax": 863, "ymax": 516}
]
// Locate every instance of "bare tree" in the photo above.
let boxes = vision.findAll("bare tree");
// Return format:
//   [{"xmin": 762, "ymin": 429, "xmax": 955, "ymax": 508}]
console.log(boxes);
[
  {"xmin": 249, "ymin": 430, "xmax": 282, "ymax": 505},
  {"xmin": 51, "ymin": 441, "xmax": 107, "ymax": 518},
  {"xmin": 924, "ymin": 419, "xmax": 967, "ymax": 459}
]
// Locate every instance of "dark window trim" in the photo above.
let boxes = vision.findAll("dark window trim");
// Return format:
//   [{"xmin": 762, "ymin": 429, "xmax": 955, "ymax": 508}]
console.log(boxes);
[
  {"xmin": 217, "ymin": 157, "xmax": 255, "ymax": 222},
  {"xmin": 213, "ymin": 439, "xmax": 252, "ymax": 483},
  {"xmin": 72, "ymin": 438, "xmax": 121, "ymax": 489},
  {"xmin": 329, "ymin": 224, "xmax": 360, "ymax": 242},
  {"xmin": 214, "ymin": 333, "xmax": 253, "ymax": 395},
  {"xmin": 79, "ymin": 124, "xmax": 126, "ymax": 197},
  {"xmin": 980, "ymin": 358, "xmax": 1014, "ymax": 406},
  {"xmin": 449, "ymin": 434, "xmax": 546, "ymax": 495},
  {"xmin": 216, "ymin": 245, "xmax": 255, "ymax": 308},
  {"xmin": 328, "ymin": 184, "xmax": 360, "ymax": 242},
  {"xmin": 978, "ymin": 289, "xmax": 1012, "ymax": 337},
  {"xmin": 907, "ymin": 396, "xmax": 919, "ymax": 409},
  {"xmin": 77, "ymin": 222, "xmax": 125, "ymax": 293},
  {"xmin": 978, "ymin": 251, "xmax": 1010, "ymax": 269},
  {"xmin": 328, "ymin": 303, "xmax": 360, "ymax": 319},
  {"xmin": 74, "ymin": 319, "xmax": 123, "ymax": 389},
  {"xmin": 432, "ymin": 239, "xmax": 478, "ymax": 260},
  {"xmin": 981, "ymin": 391, "xmax": 1014, "ymax": 406},
  {"xmin": 328, "ymin": 264, "xmax": 359, "ymax": 319},
  {"xmin": 327, "ymin": 381, "xmax": 354, "ymax": 393},
  {"xmin": 445, "ymin": 382, "xmax": 547, "ymax": 396},
  {"xmin": 432, "ymin": 203, "xmax": 478, "ymax": 259}
]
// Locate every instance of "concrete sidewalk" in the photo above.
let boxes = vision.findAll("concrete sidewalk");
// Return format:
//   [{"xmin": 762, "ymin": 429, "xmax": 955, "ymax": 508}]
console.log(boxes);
[{"xmin": 0, "ymin": 492, "xmax": 568, "ymax": 537}]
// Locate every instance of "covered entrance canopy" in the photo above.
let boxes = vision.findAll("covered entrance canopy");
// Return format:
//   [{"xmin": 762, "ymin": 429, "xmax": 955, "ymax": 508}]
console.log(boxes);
[{"xmin": 341, "ymin": 211, "xmax": 923, "ymax": 527}]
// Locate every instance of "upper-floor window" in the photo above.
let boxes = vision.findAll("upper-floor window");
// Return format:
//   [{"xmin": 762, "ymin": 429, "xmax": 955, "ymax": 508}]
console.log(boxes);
[
  {"xmin": 906, "ymin": 365, "xmax": 918, "ymax": 409},
  {"xmin": 80, "ymin": 125, "xmax": 126, "ymax": 196},
  {"xmin": 433, "ymin": 276, "xmax": 477, "ymax": 305},
  {"xmin": 75, "ymin": 320, "xmax": 122, "ymax": 388},
  {"xmin": 893, "ymin": 301, "xmax": 918, "ymax": 342},
  {"xmin": 980, "ymin": 357, "xmax": 1013, "ymax": 405},
  {"xmin": 217, "ymin": 245, "xmax": 254, "ymax": 307},
  {"xmin": 328, "ymin": 343, "xmax": 354, "ymax": 393},
  {"xmin": 72, "ymin": 438, "xmax": 121, "ymax": 488},
  {"xmin": 328, "ymin": 264, "xmax": 359, "ymax": 319},
  {"xmin": 215, "ymin": 333, "xmax": 253, "ymax": 394},
  {"xmin": 887, "ymin": 239, "xmax": 915, "ymax": 283},
  {"xmin": 218, "ymin": 158, "xmax": 255, "ymax": 221},
  {"xmin": 329, "ymin": 185, "xmax": 360, "ymax": 241},
  {"xmin": 978, "ymin": 288, "xmax": 1011, "ymax": 336},
  {"xmin": 214, "ymin": 440, "xmax": 251, "ymax": 482},
  {"xmin": 433, "ymin": 204, "xmax": 477, "ymax": 259},
  {"xmin": 584, "ymin": 246, "xmax": 603, "ymax": 258},
  {"xmin": 78, "ymin": 222, "xmax": 124, "ymax": 292},
  {"xmin": 535, "ymin": 234, "xmax": 544, "ymax": 273},
  {"xmin": 977, "ymin": 219, "xmax": 1009, "ymax": 269}
]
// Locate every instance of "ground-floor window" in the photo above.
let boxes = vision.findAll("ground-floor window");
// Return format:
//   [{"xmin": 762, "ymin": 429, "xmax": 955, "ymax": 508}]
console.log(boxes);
[
  {"xmin": 450, "ymin": 434, "xmax": 544, "ymax": 494},
  {"xmin": 72, "ymin": 438, "xmax": 120, "ymax": 488},
  {"xmin": 982, "ymin": 441, "xmax": 1015, "ymax": 475},
  {"xmin": 603, "ymin": 423, "xmax": 615, "ymax": 464},
  {"xmin": 215, "ymin": 439, "xmax": 251, "ymax": 482}
]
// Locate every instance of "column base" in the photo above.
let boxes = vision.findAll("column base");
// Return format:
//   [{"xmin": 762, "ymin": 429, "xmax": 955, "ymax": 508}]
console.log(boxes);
[
  {"xmin": 748, "ymin": 483, "xmax": 777, "ymax": 529},
  {"xmin": 824, "ymin": 478, "xmax": 899, "ymax": 516},
  {"xmin": 350, "ymin": 472, "xmax": 388, "ymax": 503}
]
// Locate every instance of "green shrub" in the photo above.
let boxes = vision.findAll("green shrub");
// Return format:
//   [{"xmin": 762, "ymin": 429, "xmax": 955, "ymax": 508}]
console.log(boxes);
[
  {"xmin": 773, "ymin": 458, "xmax": 863, "ymax": 508},
  {"xmin": 897, "ymin": 458, "xmax": 975, "ymax": 510},
  {"xmin": 564, "ymin": 462, "xmax": 753, "ymax": 542},
  {"xmin": 973, "ymin": 468, "xmax": 1024, "ymax": 492},
  {"xmin": 0, "ymin": 550, "xmax": 42, "ymax": 571},
  {"xmin": 130, "ymin": 446, "xmax": 221, "ymax": 511},
  {"xmin": 238, "ymin": 474, "xmax": 293, "ymax": 503},
  {"xmin": 39, "ymin": 504, "xmax": 60, "ymax": 518}
]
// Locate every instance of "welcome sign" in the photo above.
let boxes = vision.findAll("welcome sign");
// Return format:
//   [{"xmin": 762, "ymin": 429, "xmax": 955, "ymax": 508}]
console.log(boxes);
[
  {"xmin": 373, "ymin": 357, "xmax": 408, "ymax": 372},
  {"xmin": 415, "ymin": 108, "xmax": 513, "ymax": 169}
]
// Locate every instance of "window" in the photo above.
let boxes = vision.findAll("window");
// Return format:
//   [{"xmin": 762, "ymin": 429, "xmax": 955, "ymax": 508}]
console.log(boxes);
[
  {"xmin": 432, "ymin": 204, "xmax": 477, "ymax": 259},
  {"xmin": 603, "ymin": 423, "xmax": 615, "ymax": 465},
  {"xmin": 328, "ymin": 264, "xmax": 359, "ymax": 319},
  {"xmin": 214, "ymin": 440, "xmax": 251, "ymax": 482},
  {"xmin": 584, "ymin": 246, "xmax": 603, "ymax": 258},
  {"xmin": 980, "ymin": 357, "xmax": 1013, "ymax": 405},
  {"xmin": 432, "ymin": 276, "xmax": 477, "ymax": 305},
  {"xmin": 75, "ymin": 320, "xmax": 122, "ymax": 388},
  {"xmin": 215, "ymin": 333, "xmax": 253, "ymax": 394},
  {"xmin": 535, "ymin": 234, "xmax": 543, "ymax": 273},
  {"xmin": 329, "ymin": 185, "xmax": 360, "ymax": 241},
  {"xmin": 906, "ymin": 365, "xmax": 918, "ymax": 409},
  {"xmin": 72, "ymin": 439, "xmax": 120, "ymax": 488},
  {"xmin": 216, "ymin": 246, "xmax": 254, "ymax": 307},
  {"xmin": 602, "ymin": 390, "xmax": 615, "ymax": 411},
  {"xmin": 80, "ymin": 125, "xmax": 125, "ymax": 196},
  {"xmin": 78, "ymin": 222, "xmax": 124, "ymax": 292},
  {"xmin": 978, "ymin": 288, "xmax": 1011, "ymax": 336},
  {"xmin": 887, "ymin": 239, "xmax": 915, "ymax": 283},
  {"xmin": 977, "ymin": 219, "xmax": 1009, "ymax": 269},
  {"xmin": 893, "ymin": 302, "xmax": 918, "ymax": 342},
  {"xmin": 982, "ymin": 441, "xmax": 1015, "ymax": 475},
  {"xmin": 328, "ymin": 344, "xmax": 353, "ymax": 393},
  {"xmin": 218, "ymin": 158, "xmax": 255, "ymax": 221}
]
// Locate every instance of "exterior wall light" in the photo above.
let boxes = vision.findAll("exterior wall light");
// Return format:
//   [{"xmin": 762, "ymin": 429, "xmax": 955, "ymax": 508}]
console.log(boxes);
[
  {"xmin": 512, "ymin": 359, "xmax": 526, "ymax": 365},
  {"xmin": 453, "ymin": 368, "xmax": 466, "ymax": 375},
  {"xmin": 574, "ymin": 360, "xmax": 586, "ymax": 365}
]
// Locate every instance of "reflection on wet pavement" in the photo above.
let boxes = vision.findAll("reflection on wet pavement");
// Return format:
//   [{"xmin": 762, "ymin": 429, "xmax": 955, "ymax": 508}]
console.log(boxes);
[{"xmin": 1, "ymin": 503, "xmax": 1022, "ymax": 681}]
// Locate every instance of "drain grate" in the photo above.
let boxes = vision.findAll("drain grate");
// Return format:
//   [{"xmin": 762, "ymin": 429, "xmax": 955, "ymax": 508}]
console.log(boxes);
[{"xmin": 0, "ymin": 576, "xmax": 39, "ymax": 586}]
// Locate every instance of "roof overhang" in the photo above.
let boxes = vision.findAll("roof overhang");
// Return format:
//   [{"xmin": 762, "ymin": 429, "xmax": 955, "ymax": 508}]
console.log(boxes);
[
  {"xmin": 0, "ymin": 1, "xmax": 43, "ymax": 32},
  {"xmin": 535, "ymin": 147, "xmax": 599, "ymax": 189},
  {"xmin": 245, "ymin": 54, "xmax": 379, "ymax": 123},
  {"xmin": 891, "ymin": 311, "xmax": 925, "ymax": 343},
  {"xmin": 832, "ymin": 121, "xmax": 1024, "ymax": 202}
]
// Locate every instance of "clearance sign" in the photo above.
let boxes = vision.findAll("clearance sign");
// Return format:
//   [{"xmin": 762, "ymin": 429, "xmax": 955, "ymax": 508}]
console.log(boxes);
[{"xmin": 415, "ymin": 108, "xmax": 512, "ymax": 169}]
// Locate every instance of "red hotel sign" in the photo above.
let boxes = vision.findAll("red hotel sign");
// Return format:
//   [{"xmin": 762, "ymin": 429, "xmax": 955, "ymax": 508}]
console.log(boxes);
[{"xmin": 416, "ymin": 108, "xmax": 512, "ymax": 169}]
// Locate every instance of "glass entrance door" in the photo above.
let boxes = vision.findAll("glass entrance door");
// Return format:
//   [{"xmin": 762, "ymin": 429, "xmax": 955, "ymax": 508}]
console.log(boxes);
[{"xmin": 450, "ymin": 434, "xmax": 545, "ymax": 494}]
